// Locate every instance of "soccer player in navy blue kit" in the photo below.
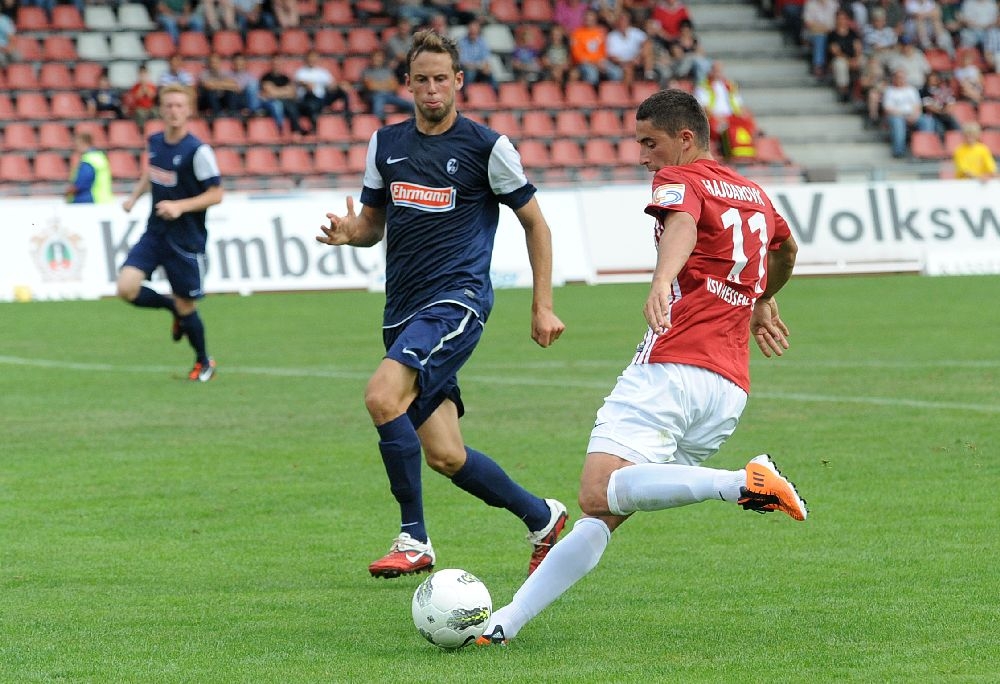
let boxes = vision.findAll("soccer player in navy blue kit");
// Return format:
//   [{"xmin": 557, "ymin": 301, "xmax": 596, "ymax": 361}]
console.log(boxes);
[
  {"xmin": 119, "ymin": 84, "xmax": 223, "ymax": 382},
  {"xmin": 317, "ymin": 30, "xmax": 569, "ymax": 578}
]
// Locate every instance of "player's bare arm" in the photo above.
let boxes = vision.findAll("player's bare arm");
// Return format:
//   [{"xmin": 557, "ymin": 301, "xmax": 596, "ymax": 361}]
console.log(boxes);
[
  {"xmin": 645, "ymin": 210, "xmax": 697, "ymax": 335},
  {"xmin": 155, "ymin": 184, "xmax": 223, "ymax": 220},
  {"xmin": 122, "ymin": 171, "xmax": 151, "ymax": 213},
  {"xmin": 751, "ymin": 234, "xmax": 797, "ymax": 357},
  {"xmin": 317, "ymin": 196, "xmax": 387, "ymax": 248},
  {"xmin": 514, "ymin": 197, "xmax": 566, "ymax": 348}
]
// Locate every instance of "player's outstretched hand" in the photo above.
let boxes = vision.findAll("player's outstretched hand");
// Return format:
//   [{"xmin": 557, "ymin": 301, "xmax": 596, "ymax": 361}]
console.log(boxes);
[
  {"xmin": 750, "ymin": 297, "xmax": 790, "ymax": 358},
  {"xmin": 317, "ymin": 196, "xmax": 356, "ymax": 246},
  {"xmin": 643, "ymin": 281, "xmax": 672, "ymax": 335},
  {"xmin": 531, "ymin": 308, "xmax": 565, "ymax": 348}
]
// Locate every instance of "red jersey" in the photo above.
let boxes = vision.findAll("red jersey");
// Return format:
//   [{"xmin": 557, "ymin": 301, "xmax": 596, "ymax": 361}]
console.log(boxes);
[{"xmin": 635, "ymin": 159, "xmax": 791, "ymax": 393}]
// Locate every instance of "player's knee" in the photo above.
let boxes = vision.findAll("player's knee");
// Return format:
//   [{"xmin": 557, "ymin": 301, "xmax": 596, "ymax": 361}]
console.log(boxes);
[
  {"xmin": 364, "ymin": 387, "xmax": 405, "ymax": 425},
  {"xmin": 115, "ymin": 279, "xmax": 139, "ymax": 302},
  {"xmin": 424, "ymin": 447, "xmax": 464, "ymax": 476},
  {"xmin": 578, "ymin": 485, "xmax": 611, "ymax": 517}
]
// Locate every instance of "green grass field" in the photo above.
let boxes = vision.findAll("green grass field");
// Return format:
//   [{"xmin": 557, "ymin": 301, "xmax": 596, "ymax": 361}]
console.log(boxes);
[{"xmin": 2, "ymin": 274, "xmax": 998, "ymax": 683}]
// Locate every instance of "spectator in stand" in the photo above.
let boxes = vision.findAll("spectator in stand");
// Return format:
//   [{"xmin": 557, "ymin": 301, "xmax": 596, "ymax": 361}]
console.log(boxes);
[
  {"xmin": 156, "ymin": 0, "xmax": 205, "ymax": 47},
  {"xmin": 984, "ymin": 15, "xmax": 1000, "ymax": 73},
  {"xmin": 124, "ymin": 63, "xmax": 159, "ymax": 128},
  {"xmin": 803, "ymin": 0, "xmax": 839, "ymax": 77},
  {"xmin": 555, "ymin": 0, "xmax": 590, "ymax": 34},
  {"xmin": 920, "ymin": 71, "xmax": 962, "ymax": 137},
  {"xmin": 571, "ymin": 8, "xmax": 624, "ymax": 85},
  {"xmin": 457, "ymin": 18, "xmax": 499, "ymax": 93},
  {"xmin": 85, "ymin": 72, "xmax": 126, "ymax": 119},
  {"xmin": 66, "ymin": 130, "xmax": 114, "ymax": 204},
  {"xmin": 888, "ymin": 35, "xmax": 932, "ymax": 88},
  {"xmin": 952, "ymin": 49, "xmax": 985, "ymax": 106},
  {"xmin": 295, "ymin": 48, "xmax": 353, "ymax": 133},
  {"xmin": 607, "ymin": 11, "xmax": 654, "ymax": 87},
  {"xmin": 667, "ymin": 20, "xmax": 713, "ymax": 84},
  {"xmin": 644, "ymin": 17, "xmax": 676, "ymax": 83},
  {"xmin": 511, "ymin": 25, "xmax": 546, "ymax": 83},
  {"xmin": 385, "ymin": 17, "xmax": 414, "ymax": 85},
  {"xmin": 260, "ymin": 55, "xmax": 305, "ymax": 136},
  {"xmin": 231, "ymin": 0, "xmax": 265, "ymax": 33},
  {"xmin": 267, "ymin": 0, "xmax": 299, "ymax": 28},
  {"xmin": 953, "ymin": 121, "xmax": 997, "ymax": 179},
  {"xmin": 542, "ymin": 23, "xmax": 577, "ymax": 84},
  {"xmin": 159, "ymin": 53, "xmax": 196, "ymax": 89},
  {"xmin": 652, "ymin": 0, "xmax": 692, "ymax": 43},
  {"xmin": 624, "ymin": 0, "xmax": 656, "ymax": 25},
  {"xmin": 428, "ymin": 12, "xmax": 449, "ymax": 35},
  {"xmin": 0, "ymin": 10, "xmax": 17, "ymax": 66},
  {"xmin": 594, "ymin": 0, "xmax": 625, "ymax": 27},
  {"xmin": 361, "ymin": 48, "xmax": 415, "ymax": 121},
  {"xmin": 871, "ymin": 0, "xmax": 907, "ymax": 33},
  {"xmin": 940, "ymin": 0, "xmax": 964, "ymax": 47},
  {"xmin": 231, "ymin": 53, "xmax": 262, "ymax": 117},
  {"xmin": 197, "ymin": 53, "xmax": 240, "ymax": 119},
  {"xmin": 903, "ymin": 0, "xmax": 955, "ymax": 55},
  {"xmin": 0, "ymin": 0, "xmax": 16, "ymax": 21},
  {"xmin": 958, "ymin": 0, "xmax": 998, "ymax": 49},
  {"xmin": 880, "ymin": 68, "xmax": 934, "ymax": 157},
  {"xmin": 202, "ymin": 0, "xmax": 237, "ymax": 31},
  {"xmin": 863, "ymin": 7, "xmax": 899, "ymax": 70},
  {"xmin": 828, "ymin": 9, "xmax": 864, "ymax": 102},
  {"xmin": 780, "ymin": 0, "xmax": 806, "ymax": 48},
  {"xmin": 695, "ymin": 60, "xmax": 757, "ymax": 157},
  {"xmin": 425, "ymin": 0, "xmax": 476, "ymax": 25},
  {"xmin": 395, "ymin": 0, "xmax": 436, "ymax": 27}
]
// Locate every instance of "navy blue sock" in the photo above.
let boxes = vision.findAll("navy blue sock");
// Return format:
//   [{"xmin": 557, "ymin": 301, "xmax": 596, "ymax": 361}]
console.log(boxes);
[
  {"xmin": 133, "ymin": 286, "xmax": 176, "ymax": 312},
  {"xmin": 377, "ymin": 415, "xmax": 427, "ymax": 542},
  {"xmin": 451, "ymin": 447, "xmax": 549, "ymax": 532},
  {"xmin": 181, "ymin": 311, "xmax": 209, "ymax": 365}
]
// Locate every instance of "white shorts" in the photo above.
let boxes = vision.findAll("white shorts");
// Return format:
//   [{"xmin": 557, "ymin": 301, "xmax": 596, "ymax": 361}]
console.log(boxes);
[{"xmin": 588, "ymin": 363, "xmax": 748, "ymax": 466}]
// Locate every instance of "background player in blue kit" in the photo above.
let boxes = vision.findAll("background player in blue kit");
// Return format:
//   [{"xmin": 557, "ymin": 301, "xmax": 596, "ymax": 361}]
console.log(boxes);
[
  {"xmin": 119, "ymin": 84, "xmax": 224, "ymax": 383},
  {"xmin": 317, "ymin": 30, "xmax": 568, "ymax": 579}
]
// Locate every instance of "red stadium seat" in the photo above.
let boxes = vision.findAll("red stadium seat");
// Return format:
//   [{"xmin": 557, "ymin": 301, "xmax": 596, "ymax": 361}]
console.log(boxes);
[
  {"xmin": 598, "ymin": 81, "xmax": 630, "ymax": 107},
  {"xmin": 51, "ymin": 5, "xmax": 84, "ymax": 30},
  {"xmin": 978, "ymin": 101, "xmax": 1000, "ymax": 128},
  {"xmin": 10, "ymin": 34, "xmax": 42, "ymax": 61},
  {"xmin": 212, "ymin": 118, "xmax": 246, "ymax": 146},
  {"xmin": 16, "ymin": 6, "xmax": 49, "ymax": 30},
  {"xmin": 583, "ymin": 138, "xmax": 617, "ymax": 166},
  {"xmin": 550, "ymin": 139, "xmax": 584, "ymax": 167},
  {"xmin": 245, "ymin": 29, "xmax": 278, "ymax": 57},
  {"xmin": 75, "ymin": 121, "xmax": 109, "ymax": 148},
  {"xmin": 244, "ymin": 147, "xmax": 280, "ymax": 175},
  {"xmin": 752, "ymin": 136, "xmax": 789, "ymax": 164},
  {"xmin": 517, "ymin": 139, "xmax": 552, "ymax": 169},
  {"xmin": 341, "ymin": 56, "xmax": 368, "ymax": 82},
  {"xmin": 108, "ymin": 150, "xmax": 141, "ymax": 179},
  {"xmin": 463, "ymin": 83, "xmax": 498, "ymax": 112},
  {"xmin": 248, "ymin": 116, "xmax": 282, "ymax": 143},
  {"xmin": 350, "ymin": 114, "xmax": 382, "ymax": 142},
  {"xmin": 144, "ymin": 31, "xmax": 176, "ymax": 59},
  {"xmin": 5, "ymin": 63, "xmax": 38, "ymax": 90},
  {"xmin": 983, "ymin": 73, "xmax": 1000, "ymax": 100},
  {"xmin": 314, "ymin": 145, "xmax": 346, "ymax": 173},
  {"xmin": 564, "ymin": 81, "xmax": 598, "ymax": 109},
  {"xmin": 521, "ymin": 0, "xmax": 554, "ymax": 22},
  {"xmin": 74, "ymin": 62, "xmax": 104, "ymax": 89},
  {"xmin": 0, "ymin": 155, "xmax": 34, "ymax": 182},
  {"xmin": 313, "ymin": 28, "xmax": 347, "ymax": 55},
  {"xmin": 43, "ymin": 35, "xmax": 78, "ymax": 61},
  {"xmin": 521, "ymin": 110, "xmax": 555, "ymax": 140},
  {"xmin": 322, "ymin": 1, "xmax": 353, "ymax": 24},
  {"xmin": 279, "ymin": 28, "xmax": 312, "ymax": 56},
  {"xmin": 589, "ymin": 109, "xmax": 624, "ymax": 138},
  {"xmin": 944, "ymin": 129, "xmax": 963, "ymax": 154},
  {"xmin": 616, "ymin": 137, "xmax": 641, "ymax": 166},
  {"xmin": 554, "ymin": 110, "xmax": 588, "ymax": 139},
  {"xmin": 631, "ymin": 81, "xmax": 659, "ymax": 107},
  {"xmin": 15, "ymin": 92, "xmax": 51, "ymax": 120},
  {"xmin": 910, "ymin": 131, "xmax": 947, "ymax": 160},
  {"xmin": 33, "ymin": 152, "xmax": 70, "ymax": 181},
  {"xmin": 39, "ymin": 122, "xmax": 74, "ymax": 149},
  {"xmin": 924, "ymin": 49, "xmax": 953, "ymax": 73},
  {"xmin": 179, "ymin": 31, "xmax": 212, "ymax": 58},
  {"xmin": 279, "ymin": 147, "xmax": 314, "ymax": 175},
  {"xmin": 109, "ymin": 120, "xmax": 145, "ymax": 149},
  {"xmin": 211, "ymin": 30, "xmax": 243, "ymax": 57},
  {"xmin": 187, "ymin": 118, "xmax": 212, "ymax": 142},
  {"xmin": 39, "ymin": 63, "xmax": 75, "ymax": 91},
  {"xmin": 213, "ymin": 147, "xmax": 244, "ymax": 176},
  {"xmin": 981, "ymin": 130, "xmax": 1000, "ymax": 155},
  {"xmin": 346, "ymin": 143, "xmax": 368, "ymax": 173},
  {"xmin": 316, "ymin": 115, "xmax": 352, "ymax": 143},
  {"xmin": 487, "ymin": 111, "xmax": 521, "ymax": 138},
  {"xmin": 3, "ymin": 123, "xmax": 39, "ymax": 151},
  {"xmin": 498, "ymin": 81, "xmax": 531, "ymax": 110},
  {"xmin": 347, "ymin": 28, "xmax": 380, "ymax": 55},
  {"xmin": 489, "ymin": 0, "xmax": 521, "ymax": 22},
  {"xmin": 950, "ymin": 101, "xmax": 977, "ymax": 125},
  {"xmin": 530, "ymin": 80, "xmax": 564, "ymax": 109},
  {"xmin": 0, "ymin": 94, "xmax": 13, "ymax": 118}
]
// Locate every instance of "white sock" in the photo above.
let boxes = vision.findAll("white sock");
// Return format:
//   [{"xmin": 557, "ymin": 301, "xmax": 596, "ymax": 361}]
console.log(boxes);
[
  {"xmin": 486, "ymin": 517, "xmax": 611, "ymax": 640},
  {"xmin": 606, "ymin": 464, "xmax": 746, "ymax": 515}
]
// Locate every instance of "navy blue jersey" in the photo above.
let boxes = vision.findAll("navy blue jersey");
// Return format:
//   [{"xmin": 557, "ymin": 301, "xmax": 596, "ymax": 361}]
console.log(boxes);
[
  {"xmin": 359, "ymin": 115, "xmax": 536, "ymax": 328},
  {"xmin": 145, "ymin": 132, "xmax": 221, "ymax": 251}
]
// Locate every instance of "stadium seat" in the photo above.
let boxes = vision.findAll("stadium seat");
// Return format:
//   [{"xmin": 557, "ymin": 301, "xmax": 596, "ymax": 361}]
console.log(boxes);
[
  {"xmin": 279, "ymin": 28, "xmax": 312, "ymax": 56},
  {"xmin": 50, "ymin": 93, "xmax": 87, "ymax": 119},
  {"xmin": 498, "ymin": 81, "xmax": 531, "ymax": 110},
  {"xmin": 341, "ymin": 56, "xmax": 367, "ymax": 82},
  {"xmin": 107, "ymin": 61, "xmax": 140, "ymax": 90},
  {"xmin": 616, "ymin": 138, "xmax": 641, "ymax": 166},
  {"xmin": 0, "ymin": 155, "xmax": 34, "ymax": 182},
  {"xmin": 75, "ymin": 121, "xmax": 109, "ymax": 148},
  {"xmin": 554, "ymin": 110, "xmax": 589, "ymax": 139},
  {"xmin": 978, "ymin": 101, "xmax": 1000, "ymax": 128},
  {"xmin": 345, "ymin": 143, "xmax": 368, "ymax": 173},
  {"xmin": 9, "ymin": 35, "xmax": 42, "ymax": 61},
  {"xmin": 213, "ymin": 148, "xmax": 244, "ymax": 176},
  {"xmin": 33, "ymin": 152, "xmax": 70, "ymax": 181},
  {"xmin": 84, "ymin": 5, "xmax": 118, "ymax": 30},
  {"xmin": 244, "ymin": 148, "xmax": 280, "ymax": 175},
  {"xmin": 15, "ymin": 6, "xmax": 49, "ymax": 30},
  {"xmin": 5, "ymin": 63, "xmax": 38, "ymax": 90},
  {"xmin": 3, "ymin": 123, "xmax": 39, "ymax": 151},
  {"xmin": 630, "ymin": 81, "xmax": 659, "ymax": 107},
  {"xmin": 43, "ymin": 35, "xmax": 78, "ymax": 61},
  {"xmin": 279, "ymin": 147, "xmax": 314, "ymax": 176},
  {"xmin": 179, "ymin": 31, "xmax": 212, "ymax": 58},
  {"xmin": 187, "ymin": 118, "xmax": 212, "ymax": 142},
  {"xmin": 315, "ymin": 115, "xmax": 351, "ymax": 143},
  {"xmin": 0, "ymin": 94, "xmax": 14, "ymax": 118},
  {"xmin": 77, "ymin": 33, "xmax": 112, "ymax": 61},
  {"xmin": 564, "ymin": 81, "xmax": 599, "ymax": 109},
  {"xmin": 143, "ymin": 31, "xmax": 176, "ymax": 59},
  {"xmin": 583, "ymin": 138, "xmax": 618, "ymax": 166},
  {"xmin": 487, "ymin": 111, "xmax": 521, "ymax": 138},
  {"xmin": 955, "ymin": 46, "xmax": 987, "ymax": 70},
  {"xmin": 597, "ymin": 81, "xmax": 630, "ymax": 108},
  {"xmin": 589, "ymin": 109, "xmax": 624, "ymax": 138},
  {"xmin": 530, "ymin": 80, "xmax": 565, "ymax": 109},
  {"xmin": 753, "ymin": 136, "xmax": 789, "ymax": 164},
  {"xmin": 322, "ymin": 0, "xmax": 353, "ymax": 24},
  {"xmin": 15, "ymin": 93, "xmax": 51, "ymax": 120},
  {"xmin": 245, "ymin": 29, "xmax": 278, "ymax": 56},
  {"xmin": 908, "ymin": 131, "xmax": 947, "ymax": 160},
  {"xmin": 108, "ymin": 150, "xmax": 141, "ymax": 179},
  {"xmin": 39, "ymin": 63, "xmax": 74, "ymax": 91},
  {"xmin": 517, "ymin": 139, "xmax": 552, "ymax": 169},
  {"xmin": 944, "ymin": 129, "xmax": 963, "ymax": 154},
  {"xmin": 144, "ymin": 119, "xmax": 166, "ymax": 137},
  {"xmin": 351, "ymin": 114, "xmax": 382, "ymax": 142},
  {"xmin": 982, "ymin": 130, "xmax": 1000, "ymax": 155},
  {"xmin": 522, "ymin": 111, "xmax": 556, "ymax": 140},
  {"xmin": 118, "ymin": 3, "xmax": 156, "ymax": 30},
  {"xmin": 550, "ymin": 139, "xmax": 585, "ymax": 167},
  {"xmin": 347, "ymin": 28, "xmax": 380, "ymax": 55},
  {"xmin": 211, "ymin": 118, "xmax": 245, "ymax": 146},
  {"xmin": 108, "ymin": 119, "xmax": 145, "ymax": 148},
  {"xmin": 950, "ymin": 101, "xmax": 977, "ymax": 125},
  {"xmin": 297, "ymin": 0, "xmax": 320, "ymax": 19},
  {"xmin": 489, "ymin": 0, "xmax": 520, "ymax": 22},
  {"xmin": 482, "ymin": 24, "xmax": 516, "ymax": 54},
  {"xmin": 313, "ymin": 28, "xmax": 347, "ymax": 55},
  {"xmin": 38, "ymin": 123, "xmax": 75, "ymax": 151},
  {"xmin": 110, "ymin": 32, "xmax": 148, "ymax": 60},
  {"xmin": 51, "ymin": 5, "xmax": 84, "ymax": 30},
  {"xmin": 314, "ymin": 145, "xmax": 346, "ymax": 174},
  {"xmin": 924, "ymin": 49, "xmax": 953, "ymax": 73},
  {"xmin": 74, "ymin": 62, "xmax": 104, "ymax": 90},
  {"xmin": 983, "ymin": 73, "xmax": 1000, "ymax": 100},
  {"xmin": 245, "ymin": 116, "xmax": 279, "ymax": 143},
  {"xmin": 521, "ymin": 0, "xmax": 554, "ymax": 22},
  {"xmin": 464, "ymin": 83, "xmax": 498, "ymax": 111}
]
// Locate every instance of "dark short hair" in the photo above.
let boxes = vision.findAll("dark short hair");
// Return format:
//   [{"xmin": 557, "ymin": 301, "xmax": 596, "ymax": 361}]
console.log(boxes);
[
  {"xmin": 635, "ymin": 89, "xmax": 711, "ymax": 149},
  {"xmin": 406, "ymin": 29, "xmax": 461, "ymax": 74}
]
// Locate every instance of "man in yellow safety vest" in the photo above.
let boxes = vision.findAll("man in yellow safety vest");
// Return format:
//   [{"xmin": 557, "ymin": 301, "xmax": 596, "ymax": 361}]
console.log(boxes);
[{"xmin": 66, "ymin": 130, "xmax": 114, "ymax": 204}]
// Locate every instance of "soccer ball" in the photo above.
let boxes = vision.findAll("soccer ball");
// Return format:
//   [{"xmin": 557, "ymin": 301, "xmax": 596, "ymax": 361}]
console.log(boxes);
[{"xmin": 411, "ymin": 568, "xmax": 492, "ymax": 650}]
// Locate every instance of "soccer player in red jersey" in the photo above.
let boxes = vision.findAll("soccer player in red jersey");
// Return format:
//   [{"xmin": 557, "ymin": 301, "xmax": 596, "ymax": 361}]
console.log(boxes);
[{"xmin": 479, "ymin": 88, "xmax": 807, "ymax": 645}]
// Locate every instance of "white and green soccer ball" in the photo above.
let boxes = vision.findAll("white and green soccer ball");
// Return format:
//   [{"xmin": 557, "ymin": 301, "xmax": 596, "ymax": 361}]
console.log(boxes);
[{"xmin": 411, "ymin": 569, "xmax": 492, "ymax": 650}]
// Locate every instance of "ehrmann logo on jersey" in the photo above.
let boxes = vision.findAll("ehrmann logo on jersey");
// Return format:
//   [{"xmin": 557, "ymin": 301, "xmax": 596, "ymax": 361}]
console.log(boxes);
[{"xmin": 390, "ymin": 182, "xmax": 456, "ymax": 212}]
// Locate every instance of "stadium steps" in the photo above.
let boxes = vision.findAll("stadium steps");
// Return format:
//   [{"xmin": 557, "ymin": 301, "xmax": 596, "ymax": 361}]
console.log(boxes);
[{"xmin": 689, "ymin": 0, "xmax": 916, "ymax": 178}]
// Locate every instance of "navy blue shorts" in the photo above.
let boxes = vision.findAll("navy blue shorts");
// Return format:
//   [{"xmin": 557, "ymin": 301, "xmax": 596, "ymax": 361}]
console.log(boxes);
[
  {"xmin": 123, "ymin": 231, "xmax": 206, "ymax": 300},
  {"xmin": 384, "ymin": 303, "xmax": 483, "ymax": 429}
]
